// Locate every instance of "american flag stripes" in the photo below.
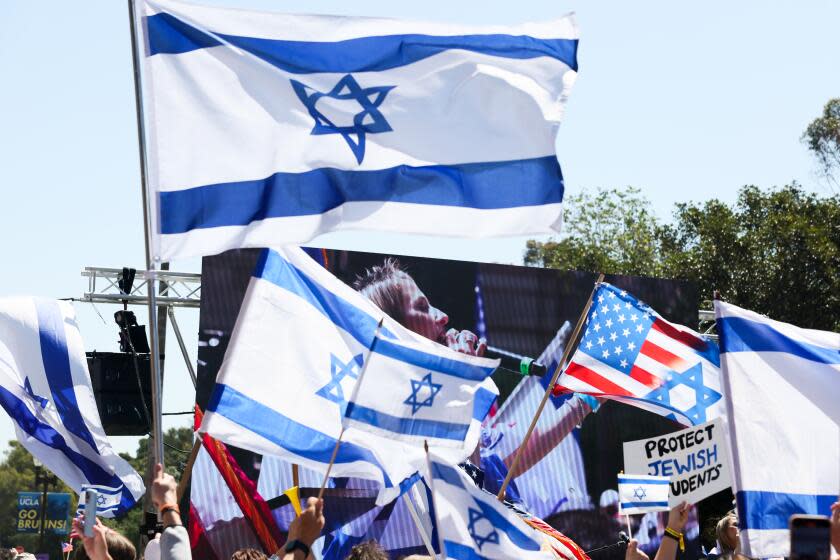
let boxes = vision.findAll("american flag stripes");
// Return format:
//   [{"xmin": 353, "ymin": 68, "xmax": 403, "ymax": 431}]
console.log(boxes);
[{"xmin": 558, "ymin": 283, "xmax": 723, "ymax": 426}]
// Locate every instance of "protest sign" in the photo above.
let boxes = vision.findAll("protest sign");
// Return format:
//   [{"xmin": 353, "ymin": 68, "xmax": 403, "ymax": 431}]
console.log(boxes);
[
  {"xmin": 623, "ymin": 418, "xmax": 731, "ymax": 506},
  {"xmin": 16, "ymin": 492, "xmax": 71, "ymax": 534}
]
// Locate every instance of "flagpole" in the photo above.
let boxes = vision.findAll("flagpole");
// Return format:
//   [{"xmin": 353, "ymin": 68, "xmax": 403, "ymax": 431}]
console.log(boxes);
[
  {"xmin": 497, "ymin": 273, "xmax": 605, "ymax": 501},
  {"xmin": 127, "ymin": 0, "xmax": 164, "ymax": 472},
  {"xmin": 424, "ymin": 440, "xmax": 447, "ymax": 560},
  {"xmin": 317, "ymin": 319, "xmax": 385, "ymax": 499},
  {"xmin": 625, "ymin": 514, "xmax": 632, "ymax": 539},
  {"xmin": 402, "ymin": 490, "xmax": 437, "ymax": 559}
]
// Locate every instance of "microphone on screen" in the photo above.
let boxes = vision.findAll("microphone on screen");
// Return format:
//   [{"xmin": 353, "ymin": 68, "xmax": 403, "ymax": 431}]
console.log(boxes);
[{"xmin": 484, "ymin": 345, "xmax": 547, "ymax": 377}]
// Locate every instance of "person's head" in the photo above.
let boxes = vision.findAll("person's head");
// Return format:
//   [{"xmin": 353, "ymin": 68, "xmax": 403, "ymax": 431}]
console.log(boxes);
[
  {"xmin": 354, "ymin": 259, "xmax": 449, "ymax": 343},
  {"xmin": 345, "ymin": 540, "xmax": 389, "ymax": 560},
  {"xmin": 74, "ymin": 529, "xmax": 136, "ymax": 560},
  {"xmin": 599, "ymin": 489, "xmax": 620, "ymax": 518},
  {"xmin": 716, "ymin": 510, "xmax": 740, "ymax": 553},
  {"xmin": 230, "ymin": 549, "xmax": 268, "ymax": 560}
]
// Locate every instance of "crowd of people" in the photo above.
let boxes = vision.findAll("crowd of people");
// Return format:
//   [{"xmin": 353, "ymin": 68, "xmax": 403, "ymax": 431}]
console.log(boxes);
[{"xmin": 64, "ymin": 460, "xmax": 840, "ymax": 560}]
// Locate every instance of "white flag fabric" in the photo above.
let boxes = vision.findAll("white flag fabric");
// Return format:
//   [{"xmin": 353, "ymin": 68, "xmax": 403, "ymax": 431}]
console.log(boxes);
[
  {"xmin": 0, "ymin": 298, "xmax": 145, "ymax": 517},
  {"xmin": 617, "ymin": 474, "xmax": 670, "ymax": 515},
  {"xmin": 427, "ymin": 452, "xmax": 554, "ymax": 559},
  {"xmin": 134, "ymin": 0, "xmax": 579, "ymax": 260},
  {"xmin": 199, "ymin": 247, "xmax": 497, "ymax": 504},
  {"xmin": 715, "ymin": 301, "xmax": 840, "ymax": 558},
  {"xmin": 344, "ymin": 332, "xmax": 498, "ymax": 448}
]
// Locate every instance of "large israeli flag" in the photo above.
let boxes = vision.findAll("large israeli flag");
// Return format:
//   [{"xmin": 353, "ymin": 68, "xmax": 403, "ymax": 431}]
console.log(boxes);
[
  {"xmin": 345, "ymin": 333, "xmax": 498, "ymax": 448},
  {"xmin": 134, "ymin": 0, "xmax": 579, "ymax": 261},
  {"xmin": 715, "ymin": 301, "xmax": 840, "ymax": 558},
  {"xmin": 199, "ymin": 247, "xmax": 497, "ymax": 504},
  {"xmin": 427, "ymin": 453, "xmax": 554, "ymax": 559},
  {"xmin": 0, "ymin": 298, "xmax": 145, "ymax": 517}
]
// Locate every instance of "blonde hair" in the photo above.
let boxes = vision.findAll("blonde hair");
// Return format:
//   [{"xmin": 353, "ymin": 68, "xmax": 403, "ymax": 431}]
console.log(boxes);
[
  {"xmin": 353, "ymin": 258, "xmax": 409, "ymax": 325},
  {"xmin": 715, "ymin": 510, "xmax": 739, "ymax": 553}
]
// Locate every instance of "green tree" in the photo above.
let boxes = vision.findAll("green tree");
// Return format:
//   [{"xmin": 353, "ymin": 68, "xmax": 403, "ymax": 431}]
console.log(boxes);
[
  {"xmin": 803, "ymin": 98, "xmax": 840, "ymax": 187},
  {"xmin": 661, "ymin": 184, "xmax": 840, "ymax": 331},
  {"xmin": 526, "ymin": 184, "xmax": 840, "ymax": 331},
  {"xmin": 525, "ymin": 187, "xmax": 666, "ymax": 276}
]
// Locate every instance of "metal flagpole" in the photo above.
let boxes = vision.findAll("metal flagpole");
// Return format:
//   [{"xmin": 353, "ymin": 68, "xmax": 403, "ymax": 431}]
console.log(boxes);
[
  {"xmin": 127, "ymin": 0, "xmax": 164, "ymax": 472},
  {"xmin": 497, "ymin": 273, "xmax": 605, "ymax": 501}
]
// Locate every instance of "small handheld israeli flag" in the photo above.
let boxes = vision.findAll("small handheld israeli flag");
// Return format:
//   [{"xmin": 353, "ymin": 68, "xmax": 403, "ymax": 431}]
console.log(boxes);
[
  {"xmin": 344, "ymin": 333, "xmax": 499, "ymax": 449},
  {"xmin": 617, "ymin": 474, "xmax": 670, "ymax": 515},
  {"xmin": 428, "ymin": 452, "xmax": 554, "ymax": 559}
]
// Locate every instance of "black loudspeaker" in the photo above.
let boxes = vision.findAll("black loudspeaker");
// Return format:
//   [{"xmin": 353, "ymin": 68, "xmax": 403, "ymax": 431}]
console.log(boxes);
[{"xmin": 86, "ymin": 351, "xmax": 155, "ymax": 436}]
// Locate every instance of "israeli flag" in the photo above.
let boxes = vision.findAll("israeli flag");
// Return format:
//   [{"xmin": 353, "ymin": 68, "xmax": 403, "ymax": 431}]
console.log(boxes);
[
  {"xmin": 715, "ymin": 301, "xmax": 840, "ymax": 558},
  {"xmin": 344, "ymin": 333, "xmax": 498, "ymax": 448},
  {"xmin": 0, "ymin": 298, "xmax": 145, "ymax": 517},
  {"xmin": 199, "ymin": 247, "xmax": 494, "ymax": 504},
  {"xmin": 427, "ymin": 453, "xmax": 553, "ymax": 559},
  {"xmin": 134, "ymin": 0, "xmax": 579, "ymax": 261},
  {"xmin": 617, "ymin": 474, "xmax": 670, "ymax": 515}
]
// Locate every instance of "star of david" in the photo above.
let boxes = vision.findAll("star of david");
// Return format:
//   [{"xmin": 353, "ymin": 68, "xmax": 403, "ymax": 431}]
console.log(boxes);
[
  {"xmin": 23, "ymin": 377, "xmax": 48, "ymax": 409},
  {"xmin": 316, "ymin": 353, "xmax": 364, "ymax": 414},
  {"xmin": 467, "ymin": 507, "xmax": 500, "ymax": 550},
  {"xmin": 404, "ymin": 372, "xmax": 442, "ymax": 414},
  {"xmin": 633, "ymin": 486, "xmax": 647, "ymax": 500},
  {"xmin": 96, "ymin": 495, "xmax": 107, "ymax": 506},
  {"xmin": 290, "ymin": 74, "xmax": 396, "ymax": 164},
  {"xmin": 645, "ymin": 362, "xmax": 722, "ymax": 424}
]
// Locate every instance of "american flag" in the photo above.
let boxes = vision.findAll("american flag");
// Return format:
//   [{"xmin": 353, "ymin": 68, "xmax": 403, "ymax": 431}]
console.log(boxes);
[{"xmin": 558, "ymin": 282, "xmax": 723, "ymax": 426}]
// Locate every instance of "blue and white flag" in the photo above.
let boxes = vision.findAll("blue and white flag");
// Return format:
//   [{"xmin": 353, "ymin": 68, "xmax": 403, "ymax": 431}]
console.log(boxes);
[
  {"xmin": 199, "ymin": 247, "xmax": 498, "ymax": 504},
  {"xmin": 134, "ymin": 0, "xmax": 579, "ymax": 260},
  {"xmin": 617, "ymin": 474, "xmax": 670, "ymax": 515},
  {"xmin": 427, "ymin": 452, "xmax": 554, "ymax": 559},
  {"xmin": 0, "ymin": 298, "xmax": 145, "ymax": 517},
  {"xmin": 715, "ymin": 301, "xmax": 840, "ymax": 558},
  {"xmin": 344, "ymin": 332, "xmax": 498, "ymax": 448}
]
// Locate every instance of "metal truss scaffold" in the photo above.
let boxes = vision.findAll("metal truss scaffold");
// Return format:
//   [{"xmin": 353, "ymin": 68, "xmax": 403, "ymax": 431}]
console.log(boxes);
[{"xmin": 81, "ymin": 267, "xmax": 201, "ymax": 308}]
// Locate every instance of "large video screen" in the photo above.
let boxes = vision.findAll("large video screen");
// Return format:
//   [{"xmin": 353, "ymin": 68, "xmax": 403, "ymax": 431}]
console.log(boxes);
[{"xmin": 193, "ymin": 248, "xmax": 712, "ymax": 559}]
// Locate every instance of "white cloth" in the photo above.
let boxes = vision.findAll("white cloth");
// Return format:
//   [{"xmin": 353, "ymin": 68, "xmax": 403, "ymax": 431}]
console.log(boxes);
[
  {"xmin": 0, "ymin": 297, "xmax": 144, "ymax": 517},
  {"xmin": 160, "ymin": 525, "xmax": 191, "ymax": 560},
  {"xmin": 134, "ymin": 0, "xmax": 579, "ymax": 260},
  {"xmin": 715, "ymin": 301, "xmax": 840, "ymax": 558}
]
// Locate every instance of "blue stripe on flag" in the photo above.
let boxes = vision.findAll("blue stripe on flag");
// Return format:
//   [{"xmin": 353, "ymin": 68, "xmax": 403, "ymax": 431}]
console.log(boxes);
[
  {"xmin": 253, "ymin": 249, "xmax": 383, "ymax": 347},
  {"xmin": 159, "ymin": 157, "xmax": 564, "ymax": 234},
  {"xmin": 34, "ymin": 300, "xmax": 100, "ymax": 455},
  {"xmin": 473, "ymin": 387, "xmax": 497, "ymax": 422},
  {"xmin": 345, "ymin": 403, "xmax": 470, "ymax": 441},
  {"xmin": 430, "ymin": 461, "xmax": 465, "ymax": 490},
  {"xmin": 717, "ymin": 317, "xmax": 840, "ymax": 365},
  {"xmin": 207, "ymin": 383, "xmax": 394, "ymax": 487},
  {"xmin": 374, "ymin": 337, "xmax": 496, "ymax": 381},
  {"xmin": 618, "ymin": 477, "xmax": 670, "ymax": 485},
  {"xmin": 146, "ymin": 13, "xmax": 579, "ymax": 73},
  {"xmin": 736, "ymin": 490, "xmax": 836, "ymax": 531},
  {"xmin": 620, "ymin": 501, "xmax": 669, "ymax": 508},
  {"xmin": 0, "ymin": 385, "xmax": 135, "ymax": 513},
  {"xmin": 471, "ymin": 499, "xmax": 542, "ymax": 550},
  {"xmin": 444, "ymin": 541, "xmax": 487, "ymax": 560}
]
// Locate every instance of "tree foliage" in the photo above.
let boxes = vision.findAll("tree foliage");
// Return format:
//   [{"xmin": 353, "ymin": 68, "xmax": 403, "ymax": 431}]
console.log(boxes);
[
  {"xmin": 525, "ymin": 187, "xmax": 666, "ymax": 277},
  {"xmin": 526, "ymin": 185, "xmax": 840, "ymax": 332},
  {"xmin": 803, "ymin": 98, "xmax": 840, "ymax": 187}
]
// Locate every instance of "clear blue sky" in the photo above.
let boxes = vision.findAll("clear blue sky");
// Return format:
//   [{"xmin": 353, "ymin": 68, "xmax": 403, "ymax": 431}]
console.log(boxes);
[{"xmin": 0, "ymin": 0, "xmax": 838, "ymax": 456}]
